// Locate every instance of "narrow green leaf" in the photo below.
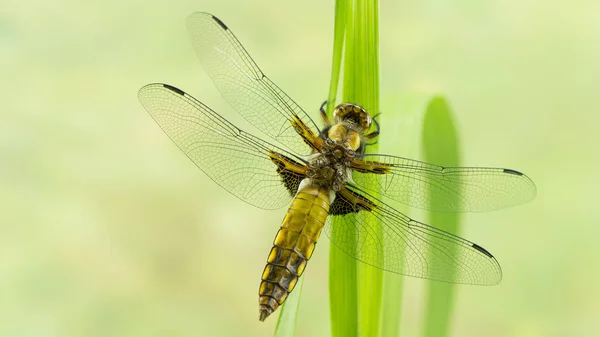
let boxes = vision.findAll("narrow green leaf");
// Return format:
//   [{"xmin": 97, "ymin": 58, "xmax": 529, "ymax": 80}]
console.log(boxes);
[
  {"xmin": 328, "ymin": 1, "xmax": 359, "ymax": 336},
  {"xmin": 326, "ymin": 0, "xmax": 346, "ymax": 115},
  {"xmin": 329, "ymin": 245, "xmax": 358, "ymax": 337},
  {"xmin": 341, "ymin": 0, "xmax": 356, "ymax": 102},
  {"xmin": 381, "ymin": 275, "xmax": 403, "ymax": 337},
  {"xmin": 355, "ymin": 2, "xmax": 383, "ymax": 337},
  {"xmin": 274, "ymin": 277, "xmax": 305, "ymax": 337},
  {"xmin": 329, "ymin": 1, "xmax": 382, "ymax": 337},
  {"xmin": 421, "ymin": 96, "xmax": 461, "ymax": 337}
]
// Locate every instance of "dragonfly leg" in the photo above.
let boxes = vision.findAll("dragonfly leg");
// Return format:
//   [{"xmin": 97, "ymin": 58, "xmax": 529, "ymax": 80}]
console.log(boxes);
[
  {"xmin": 364, "ymin": 112, "xmax": 381, "ymax": 143},
  {"xmin": 364, "ymin": 137, "xmax": 379, "ymax": 147},
  {"xmin": 319, "ymin": 100, "xmax": 332, "ymax": 126}
]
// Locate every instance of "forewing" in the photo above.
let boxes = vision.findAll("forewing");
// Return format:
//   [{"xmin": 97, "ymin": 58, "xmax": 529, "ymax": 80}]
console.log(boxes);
[
  {"xmin": 325, "ymin": 186, "xmax": 502, "ymax": 285},
  {"xmin": 351, "ymin": 154, "xmax": 537, "ymax": 212},
  {"xmin": 138, "ymin": 83, "xmax": 307, "ymax": 210},
  {"xmin": 186, "ymin": 12, "xmax": 320, "ymax": 156}
]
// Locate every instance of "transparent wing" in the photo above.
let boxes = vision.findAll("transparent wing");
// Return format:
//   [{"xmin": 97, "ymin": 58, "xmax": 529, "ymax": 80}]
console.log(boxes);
[
  {"xmin": 326, "ymin": 185, "xmax": 502, "ymax": 285},
  {"xmin": 186, "ymin": 12, "xmax": 320, "ymax": 156},
  {"xmin": 351, "ymin": 154, "xmax": 537, "ymax": 212},
  {"xmin": 138, "ymin": 83, "xmax": 307, "ymax": 210}
]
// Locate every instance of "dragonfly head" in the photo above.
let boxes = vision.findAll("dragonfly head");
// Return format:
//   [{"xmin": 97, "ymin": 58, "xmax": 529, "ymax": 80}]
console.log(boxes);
[{"xmin": 333, "ymin": 103, "xmax": 372, "ymax": 134}]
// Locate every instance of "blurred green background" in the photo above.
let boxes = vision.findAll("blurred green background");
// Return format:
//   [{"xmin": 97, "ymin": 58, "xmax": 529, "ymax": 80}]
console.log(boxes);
[{"xmin": 2, "ymin": 0, "xmax": 598, "ymax": 336}]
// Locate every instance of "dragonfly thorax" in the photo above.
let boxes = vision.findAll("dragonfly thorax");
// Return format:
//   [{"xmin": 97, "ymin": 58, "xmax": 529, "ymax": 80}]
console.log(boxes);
[{"xmin": 307, "ymin": 140, "xmax": 353, "ymax": 191}]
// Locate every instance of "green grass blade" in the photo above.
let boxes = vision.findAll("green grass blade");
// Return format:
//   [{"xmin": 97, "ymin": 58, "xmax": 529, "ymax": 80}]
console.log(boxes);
[
  {"xmin": 326, "ymin": 0, "xmax": 346, "ymax": 115},
  {"xmin": 274, "ymin": 277, "xmax": 305, "ymax": 337},
  {"xmin": 328, "ymin": 1, "xmax": 358, "ymax": 336},
  {"xmin": 328, "ymin": 1, "xmax": 381, "ymax": 337},
  {"xmin": 355, "ymin": 2, "xmax": 383, "ymax": 337},
  {"xmin": 341, "ymin": 0, "xmax": 356, "ymax": 102},
  {"xmin": 329, "ymin": 246, "xmax": 358, "ymax": 337},
  {"xmin": 381, "ymin": 276, "xmax": 403, "ymax": 337},
  {"xmin": 421, "ymin": 96, "xmax": 461, "ymax": 337}
]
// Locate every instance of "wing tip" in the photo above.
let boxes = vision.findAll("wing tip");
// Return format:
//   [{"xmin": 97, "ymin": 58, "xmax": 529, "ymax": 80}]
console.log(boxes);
[
  {"xmin": 469, "ymin": 243, "xmax": 503, "ymax": 286},
  {"xmin": 502, "ymin": 168, "xmax": 538, "ymax": 204},
  {"xmin": 488, "ymin": 268, "xmax": 503, "ymax": 286},
  {"xmin": 138, "ymin": 83, "xmax": 162, "ymax": 101}
]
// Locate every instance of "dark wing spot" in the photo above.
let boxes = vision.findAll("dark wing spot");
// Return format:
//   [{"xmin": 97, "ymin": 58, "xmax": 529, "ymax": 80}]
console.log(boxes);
[
  {"xmin": 471, "ymin": 243, "xmax": 494, "ymax": 258},
  {"xmin": 211, "ymin": 15, "xmax": 228, "ymax": 30},
  {"xmin": 162, "ymin": 84, "xmax": 185, "ymax": 96},
  {"xmin": 503, "ymin": 168, "xmax": 523, "ymax": 176}
]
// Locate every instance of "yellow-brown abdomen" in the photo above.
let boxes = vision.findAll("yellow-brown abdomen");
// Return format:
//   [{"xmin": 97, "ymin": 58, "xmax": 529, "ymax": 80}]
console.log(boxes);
[{"xmin": 258, "ymin": 183, "xmax": 331, "ymax": 321}]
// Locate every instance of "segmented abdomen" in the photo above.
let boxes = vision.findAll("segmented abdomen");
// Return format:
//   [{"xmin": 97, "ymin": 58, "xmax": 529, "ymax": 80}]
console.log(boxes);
[{"xmin": 258, "ymin": 183, "xmax": 331, "ymax": 321}]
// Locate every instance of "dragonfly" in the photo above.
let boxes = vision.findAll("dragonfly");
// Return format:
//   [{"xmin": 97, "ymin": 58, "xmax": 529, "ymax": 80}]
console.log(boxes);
[{"xmin": 138, "ymin": 12, "xmax": 536, "ymax": 322}]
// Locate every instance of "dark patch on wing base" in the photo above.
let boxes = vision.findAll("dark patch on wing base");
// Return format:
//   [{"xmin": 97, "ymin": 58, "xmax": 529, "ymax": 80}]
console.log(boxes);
[
  {"xmin": 330, "ymin": 193, "xmax": 354, "ymax": 215},
  {"xmin": 279, "ymin": 172, "xmax": 302, "ymax": 196},
  {"xmin": 330, "ymin": 187, "xmax": 377, "ymax": 215},
  {"xmin": 268, "ymin": 152, "xmax": 307, "ymax": 196}
]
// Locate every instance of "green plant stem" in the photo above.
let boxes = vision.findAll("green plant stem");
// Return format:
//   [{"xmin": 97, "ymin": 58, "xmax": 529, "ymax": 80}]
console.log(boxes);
[
  {"xmin": 326, "ymin": 0, "xmax": 346, "ymax": 115},
  {"xmin": 329, "ymin": 0, "xmax": 359, "ymax": 332},
  {"xmin": 328, "ymin": 1, "xmax": 382, "ymax": 337},
  {"xmin": 355, "ymin": 2, "xmax": 383, "ymax": 337}
]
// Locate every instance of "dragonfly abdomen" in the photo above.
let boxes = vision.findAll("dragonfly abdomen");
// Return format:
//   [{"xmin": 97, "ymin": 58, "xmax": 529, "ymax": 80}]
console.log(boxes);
[{"xmin": 258, "ymin": 183, "xmax": 332, "ymax": 321}]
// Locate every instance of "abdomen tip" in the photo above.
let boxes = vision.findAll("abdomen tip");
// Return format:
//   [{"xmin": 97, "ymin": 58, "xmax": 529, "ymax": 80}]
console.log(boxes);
[{"xmin": 259, "ymin": 308, "xmax": 271, "ymax": 321}]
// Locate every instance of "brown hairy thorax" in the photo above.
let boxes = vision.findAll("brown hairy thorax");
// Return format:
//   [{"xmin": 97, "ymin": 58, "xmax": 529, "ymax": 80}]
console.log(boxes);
[
  {"xmin": 307, "ymin": 138, "xmax": 354, "ymax": 192},
  {"xmin": 306, "ymin": 103, "xmax": 375, "ymax": 191}
]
